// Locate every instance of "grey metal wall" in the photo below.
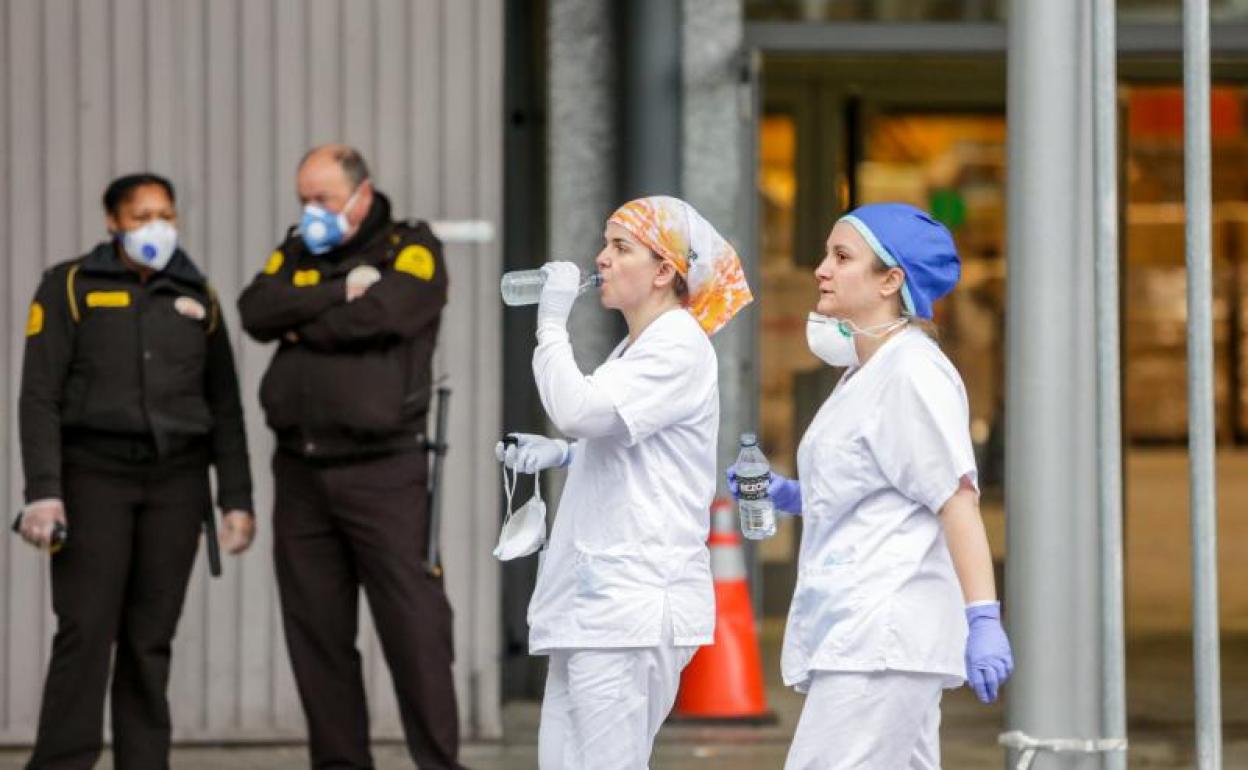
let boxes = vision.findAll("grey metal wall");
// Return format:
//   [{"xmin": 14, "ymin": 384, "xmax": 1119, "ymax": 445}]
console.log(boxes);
[{"xmin": 0, "ymin": 0, "xmax": 503, "ymax": 743}]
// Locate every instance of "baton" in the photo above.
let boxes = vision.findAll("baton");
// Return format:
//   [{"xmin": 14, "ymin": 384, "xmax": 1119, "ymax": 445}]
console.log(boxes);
[
  {"xmin": 425, "ymin": 386, "xmax": 451, "ymax": 577},
  {"xmin": 203, "ymin": 509, "xmax": 222, "ymax": 578}
]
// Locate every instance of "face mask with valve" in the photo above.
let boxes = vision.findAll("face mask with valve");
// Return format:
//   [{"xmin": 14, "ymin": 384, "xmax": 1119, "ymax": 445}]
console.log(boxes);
[
  {"xmin": 120, "ymin": 220, "xmax": 179, "ymax": 272},
  {"xmin": 300, "ymin": 184, "xmax": 364, "ymax": 255},
  {"xmin": 493, "ymin": 455, "xmax": 547, "ymax": 561}
]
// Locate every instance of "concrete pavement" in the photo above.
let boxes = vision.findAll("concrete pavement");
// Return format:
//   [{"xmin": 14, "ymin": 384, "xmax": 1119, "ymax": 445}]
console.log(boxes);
[{"xmin": 2, "ymin": 631, "xmax": 1245, "ymax": 768}]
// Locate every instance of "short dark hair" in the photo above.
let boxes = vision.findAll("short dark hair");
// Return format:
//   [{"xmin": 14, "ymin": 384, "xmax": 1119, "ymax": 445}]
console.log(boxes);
[
  {"xmin": 673, "ymin": 271, "xmax": 689, "ymax": 300},
  {"xmin": 102, "ymin": 173, "xmax": 176, "ymax": 216},
  {"xmin": 299, "ymin": 144, "xmax": 371, "ymax": 187}
]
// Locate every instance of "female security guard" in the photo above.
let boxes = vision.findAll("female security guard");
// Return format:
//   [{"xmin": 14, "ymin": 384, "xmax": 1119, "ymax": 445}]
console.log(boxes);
[
  {"xmin": 17, "ymin": 173, "xmax": 254, "ymax": 769},
  {"xmin": 497, "ymin": 196, "xmax": 752, "ymax": 769},
  {"xmin": 730, "ymin": 203, "xmax": 1014, "ymax": 769}
]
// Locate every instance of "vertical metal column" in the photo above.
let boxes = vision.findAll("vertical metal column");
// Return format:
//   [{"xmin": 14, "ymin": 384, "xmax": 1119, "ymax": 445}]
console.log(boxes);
[
  {"xmin": 680, "ymin": 0, "xmax": 754, "ymax": 601},
  {"xmin": 548, "ymin": 0, "xmax": 622, "ymax": 369},
  {"xmin": 1182, "ymin": 0, "xmax": 1224, "ymax": 767},
  {"xmin": 1092, "ymin": 0, "xmax": 1128, "ymax": 767},
  {"xmin": 619, "ymin": 0, "xmax": 682, "ymax": 199},
  {"xmin": 1005, "ymin": 0, "xmax": 1101, "ymax": 766}
]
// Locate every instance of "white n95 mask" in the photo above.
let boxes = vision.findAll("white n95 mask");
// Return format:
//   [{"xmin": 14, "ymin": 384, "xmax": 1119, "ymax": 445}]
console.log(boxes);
[
  {"xmin": 493, "ymin": 464, "xmax": 547, "ymax": 561},
  {"xmin": 122, "ymin": 220, "xmax": 179, "ymax": 272},
  {"xmin": 806, "ymin": 313, "xmax": 859, "ymax": 367},
  {"xmin": 806, "ymin": 313, "xmax": 908, "ymax": 368}
]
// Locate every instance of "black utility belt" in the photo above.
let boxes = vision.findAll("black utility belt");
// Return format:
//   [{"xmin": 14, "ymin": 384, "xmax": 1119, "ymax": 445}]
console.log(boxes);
[{"xmin": 275, "ymin": 431, "xmax": 430, "ymax": 464}]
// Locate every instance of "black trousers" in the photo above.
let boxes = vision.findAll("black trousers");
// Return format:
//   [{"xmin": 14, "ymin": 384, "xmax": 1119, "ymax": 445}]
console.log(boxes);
[
  {"xmin": 27, "ymin": 463, "xmax": 208, "ymax": 770},
  {"xmin": 273, "ymin": 449, "xmax": 465, "ymax": 770}
]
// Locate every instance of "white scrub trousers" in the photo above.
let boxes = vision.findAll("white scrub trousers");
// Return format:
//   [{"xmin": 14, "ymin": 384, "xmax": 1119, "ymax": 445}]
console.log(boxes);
[
  {"xmin": 537, "ymin": 641, "xmax": 696, "ymax": 770},
  {"xmin": 785, "ymin": 671, "xmax": 946, "ymax": 770}
]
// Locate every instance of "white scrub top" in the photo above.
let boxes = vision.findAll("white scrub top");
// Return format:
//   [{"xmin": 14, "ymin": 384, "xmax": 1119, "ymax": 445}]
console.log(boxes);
[
  {"xmin": 528, "ymin": 309, "xmax": 719, "ymax": 653},
  {"xmin": 782, "ymin": 328, "xmax": 976, "ymax": 692}
]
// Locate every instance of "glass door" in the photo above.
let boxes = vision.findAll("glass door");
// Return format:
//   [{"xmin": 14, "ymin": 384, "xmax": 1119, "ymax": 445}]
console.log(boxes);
[{"xmin": 755, "ymin": 57, "xmax": 1008, "ymax": 615}]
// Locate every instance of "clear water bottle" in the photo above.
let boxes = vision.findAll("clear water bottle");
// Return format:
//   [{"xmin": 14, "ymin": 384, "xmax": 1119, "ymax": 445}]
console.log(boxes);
[
  {"xmin": 736, "ymin": 433, "xmax": 776, "ymax": 540},
  {"xmin": 499, "ymin": 268, "xmax": 603, "ymax": 307}
]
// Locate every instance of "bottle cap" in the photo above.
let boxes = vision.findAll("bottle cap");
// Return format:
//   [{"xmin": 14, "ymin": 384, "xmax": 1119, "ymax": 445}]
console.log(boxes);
[{"xmin": 739, "ymin": 432, "xmax": 757, "ymax": 447}]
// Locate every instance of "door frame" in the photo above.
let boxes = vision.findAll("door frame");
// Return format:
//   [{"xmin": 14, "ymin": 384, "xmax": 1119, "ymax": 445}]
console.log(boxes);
[{"xmin": 744, "ymin": 21, "xmax": 1248, "ymax": 617}]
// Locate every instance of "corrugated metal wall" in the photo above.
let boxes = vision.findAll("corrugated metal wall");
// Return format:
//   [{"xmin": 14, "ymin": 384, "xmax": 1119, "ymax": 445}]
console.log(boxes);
[{"xmin": 0, "ymin": 0, "xmax": 503, "ymax": 744}]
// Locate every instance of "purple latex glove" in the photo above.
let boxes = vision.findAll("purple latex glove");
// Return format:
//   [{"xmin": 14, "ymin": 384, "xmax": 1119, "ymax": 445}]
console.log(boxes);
[
  {"xmin": 965, "ymin": 602, "xmax": 1014, "ymax": 704},
  {"xmin": 725, "ymin": 465, "xmax": 802, "ymax": 514}
]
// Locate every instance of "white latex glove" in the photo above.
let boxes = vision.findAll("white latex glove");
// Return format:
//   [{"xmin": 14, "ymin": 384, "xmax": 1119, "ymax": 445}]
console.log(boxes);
[
  {"xmin": 537, "ymin": 262, "xmax": 582, "ymax": 333},
  {"xmin": 493, "ymin": 433, "xmax": 570, "ymax": 473},
  {"xmin": 18, "ymin": 498, "xmax": 67, "ymax": 549}
]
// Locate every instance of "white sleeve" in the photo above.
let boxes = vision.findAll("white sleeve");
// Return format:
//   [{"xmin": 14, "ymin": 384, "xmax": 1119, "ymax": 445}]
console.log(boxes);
[
  {"xmin": 866, "ymin": 356, "xmax": 978, "ymax": 514},
  {"xmin": 532, "ymin": 327, "xmax": 628, "ymax": 439}
]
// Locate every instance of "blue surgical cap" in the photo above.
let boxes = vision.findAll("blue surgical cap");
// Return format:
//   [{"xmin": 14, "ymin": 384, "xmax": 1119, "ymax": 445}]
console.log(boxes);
[{"xmin": 838, "ymin": 203, "xmax": 961, "ymax": 320}]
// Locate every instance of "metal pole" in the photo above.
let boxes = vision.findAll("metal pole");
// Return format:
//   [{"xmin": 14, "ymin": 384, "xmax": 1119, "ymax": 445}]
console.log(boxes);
[
  {"xmin": 1183, "ymin": 0, "xmax": 1224, "ymax": 767},
  {"xmin": 619, "ymin": 0, "xmax": 682, "ymax": 200},
  {"xmin": 548, "ymin": 0, "xmax": 623, "ymax": 367},
  {"xmin": 679, "ymin": 0, "xmax": 755, "ymax": 605},
  {"xmin": 1005, "ymin": 0, "xmax": 1100, "ymax": 766},
  {"xmin": 1092, "ymin": 0, "xmax": 1128, "ymax": 766}
]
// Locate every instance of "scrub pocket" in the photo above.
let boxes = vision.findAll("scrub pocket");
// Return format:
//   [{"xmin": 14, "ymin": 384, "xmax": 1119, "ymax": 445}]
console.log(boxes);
[
  {"xmin": 573, "ymin": 546, "xmax": 663, "ymax": 639},
  {"xmin": 792, "ymin": 552, "xmax": 860, "ymax": 659}
]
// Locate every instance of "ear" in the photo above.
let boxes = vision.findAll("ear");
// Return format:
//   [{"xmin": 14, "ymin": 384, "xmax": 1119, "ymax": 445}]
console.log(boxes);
[
  {"xmin": 105, "ymin": 213, "xmax": 121, "ymax": 236},
  {"xmin": 652, "ymin": 258, "xmax": 678, "ymax": 290},
  {"xmin": 879, "ymin": 266, "xmax": 906, "ymax": 300}
]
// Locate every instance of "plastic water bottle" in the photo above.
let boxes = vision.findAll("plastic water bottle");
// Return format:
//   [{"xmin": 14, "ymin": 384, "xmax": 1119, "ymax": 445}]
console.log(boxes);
[
  {"xmin": 736, "ymin": 433, "xmax": 776, "ymax": 540},
  {"xmin": 499, "ymin": 268, "xmax": 603, "ymax": 307}
]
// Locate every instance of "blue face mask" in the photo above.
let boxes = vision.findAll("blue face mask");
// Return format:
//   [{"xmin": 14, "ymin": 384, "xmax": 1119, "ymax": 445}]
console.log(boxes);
[{"xmin": 300, "ymin": 185, "xmax": 362, "ymax": 255}]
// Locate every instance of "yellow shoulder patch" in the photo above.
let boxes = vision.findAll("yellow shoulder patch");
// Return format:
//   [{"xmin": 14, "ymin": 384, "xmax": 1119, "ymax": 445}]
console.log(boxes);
[
  {"xmin": 85, "ymin": 290, "xmax": 131, "ymax": 308},
  {"xmin": 26, "ymin": 302, "xmax": 44, "ymax": 336},
  {"xmin": 263, "ymin": 250, "xmax": 284, "ymax": 275},
  {"xmin": 292, "ymin": 269, "xmax": 321, "ymax": 287},
  {"xmin": 393, "ymin": 245, "xmax": 435, "ymax": 281}
]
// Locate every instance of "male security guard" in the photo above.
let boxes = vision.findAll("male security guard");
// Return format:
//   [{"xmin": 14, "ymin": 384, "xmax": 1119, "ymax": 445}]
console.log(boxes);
[
  {"xmin": 238, "ymin": 145, "xmax": 465, "ymax": 770},
  {"xmin": 18, "ymin": 173, "xmax": 254, "ymax": 769}
]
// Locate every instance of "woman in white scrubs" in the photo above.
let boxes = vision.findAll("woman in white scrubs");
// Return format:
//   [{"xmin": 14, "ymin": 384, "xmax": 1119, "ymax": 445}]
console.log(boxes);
[
  {"xmin": 731, "ymin": 203, "xmax": 1014, "ymax": 769},
  {"xmin": 497, "ymin": 196, "xmax": 752, "ymax": 770}
]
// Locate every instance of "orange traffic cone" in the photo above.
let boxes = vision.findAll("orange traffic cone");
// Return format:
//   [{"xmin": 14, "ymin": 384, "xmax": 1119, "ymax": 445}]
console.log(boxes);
[{"xmin": 672, "ymin": 497, "xmax": 773, "ymax": 723}]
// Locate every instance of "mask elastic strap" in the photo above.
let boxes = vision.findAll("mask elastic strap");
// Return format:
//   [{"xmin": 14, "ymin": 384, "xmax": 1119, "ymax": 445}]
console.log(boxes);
[
  {"xmin": 501, "ymin": 462, "xmax": 518, "ymax": 520},
  {"xmin": 845, "ymin": 316, "xmax": 909, "ymax": 338},
  {"xmin": 339, "ymin": 181, "xmax": 366, "ymax": 221}
]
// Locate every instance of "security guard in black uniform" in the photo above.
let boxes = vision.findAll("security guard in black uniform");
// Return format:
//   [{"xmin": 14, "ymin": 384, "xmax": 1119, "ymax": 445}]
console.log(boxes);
[
  {"xmin": 17, "ymin": 173, "xmax": 254, "ymax": 770},
  {"xmin": 238, "ymin": 145, "xmax": 466, "ymax": 770}
]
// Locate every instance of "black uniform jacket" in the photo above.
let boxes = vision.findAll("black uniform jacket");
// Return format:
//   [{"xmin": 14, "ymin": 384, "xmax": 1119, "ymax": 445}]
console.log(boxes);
[
  {"xmin": 237, "ymin": 193, "xmax": 448, "ymax": 461},
  {"xmin": 19, "ymin": 242, "xmax": 253, "ymax": 511}
]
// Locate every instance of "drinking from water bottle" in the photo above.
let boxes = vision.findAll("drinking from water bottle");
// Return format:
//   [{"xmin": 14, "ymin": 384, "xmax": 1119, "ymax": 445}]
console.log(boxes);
[{"xmin": 499, "ymin": 266, "xmax": 602, "ymax": 306}]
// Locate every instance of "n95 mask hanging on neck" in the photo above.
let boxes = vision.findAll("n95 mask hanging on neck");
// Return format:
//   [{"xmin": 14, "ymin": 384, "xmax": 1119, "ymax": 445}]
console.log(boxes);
[{"xmin": 806, "ymin": 313, "xmax": 908, "ymax": 368}]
